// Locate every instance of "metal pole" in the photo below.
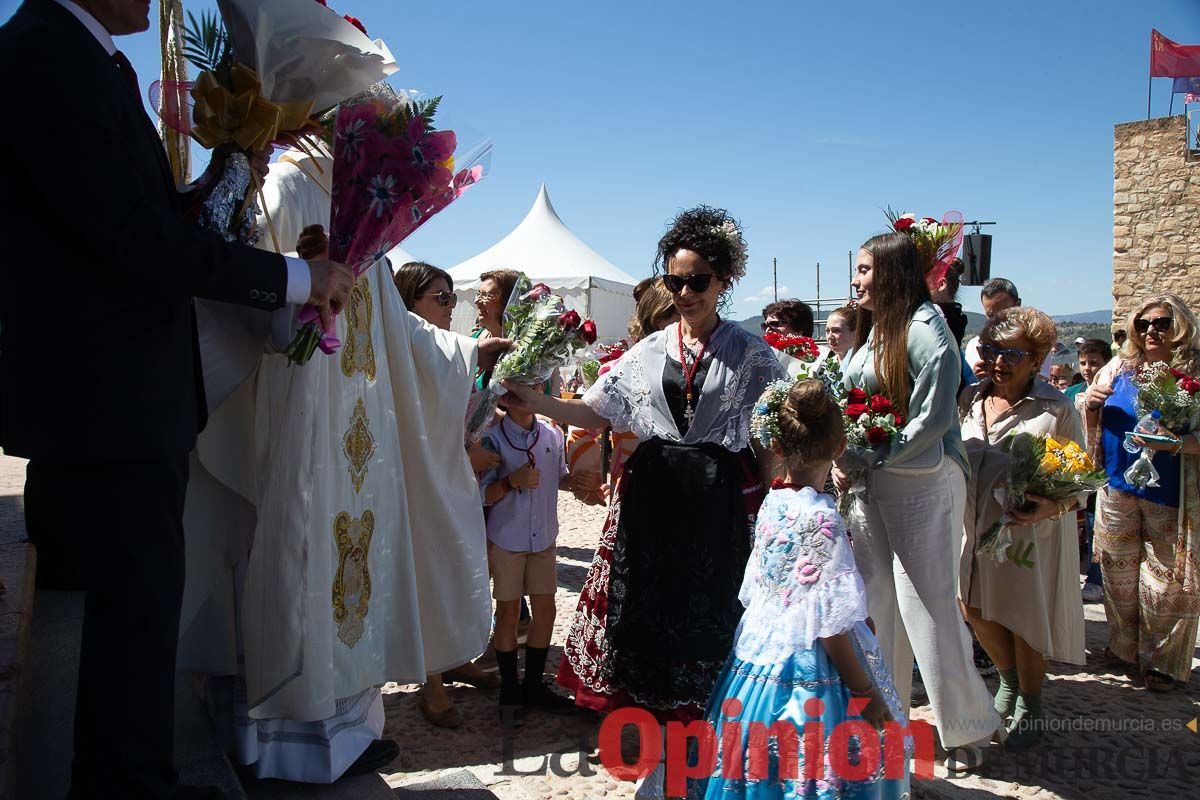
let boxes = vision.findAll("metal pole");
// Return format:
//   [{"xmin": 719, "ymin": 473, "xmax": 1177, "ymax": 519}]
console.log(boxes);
[
  {"xmin": 816, "ymin": 261, "xmax": 821, "ymax": 310},
  {"xmin": 847, "ymin": 250, "xmax": 853, "ymax": 291},
  {"xmin": 1170, "ymin": 91, "xmax": 1175, "ymax": 117},
  {"xmin": 1148, "ymin": 74, "xmax": 1153, "ymax": 120},
  {"xmin": 773, "ymin": 257, "xmax": 778, "ymax": 301}
]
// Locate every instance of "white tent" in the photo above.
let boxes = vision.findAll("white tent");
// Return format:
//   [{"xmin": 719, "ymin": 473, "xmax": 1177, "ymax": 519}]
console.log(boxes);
[
  {"xmin": 446, "ymin": 185, "xmax": 638, "ymax": 341},
  {"xmin": 383, "ymin": 245, "xmax": 417, "ymax": 274}
]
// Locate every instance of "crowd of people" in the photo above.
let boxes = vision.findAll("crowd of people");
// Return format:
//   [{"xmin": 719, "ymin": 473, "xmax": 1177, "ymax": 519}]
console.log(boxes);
[{"xmin": 2, "ymin": 3, "xmax": 1199, "ymax": 800}]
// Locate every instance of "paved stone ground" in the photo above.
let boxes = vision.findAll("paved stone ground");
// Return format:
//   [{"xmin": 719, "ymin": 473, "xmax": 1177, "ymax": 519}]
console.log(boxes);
[{"xmin": 381, "ymin": 492, "xmax": 1200, "ymax": 800}]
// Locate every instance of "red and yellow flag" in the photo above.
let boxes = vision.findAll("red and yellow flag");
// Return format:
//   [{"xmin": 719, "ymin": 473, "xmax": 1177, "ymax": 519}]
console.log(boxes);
[{"xmin": 1151, "ymin": 29, "xmax": 1200, "ymax": 78}]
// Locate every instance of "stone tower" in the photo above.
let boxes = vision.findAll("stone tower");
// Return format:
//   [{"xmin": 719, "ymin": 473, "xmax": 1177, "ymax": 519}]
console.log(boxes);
[{"xmin": 1112, "ymin": 114, "xmax": 1200, "ymax": 326}]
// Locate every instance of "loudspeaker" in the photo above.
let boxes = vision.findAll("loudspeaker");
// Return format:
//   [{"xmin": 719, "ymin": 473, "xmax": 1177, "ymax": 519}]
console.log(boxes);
[{"xmin": 961, "ymin": 234, "xmax": 992, "ymax": 285}]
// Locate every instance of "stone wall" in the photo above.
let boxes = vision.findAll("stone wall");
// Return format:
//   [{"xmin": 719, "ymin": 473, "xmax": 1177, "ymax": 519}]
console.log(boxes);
[{"xmin": 1112, "ymin": 114, "xmax": 1200, "ymax": 326}]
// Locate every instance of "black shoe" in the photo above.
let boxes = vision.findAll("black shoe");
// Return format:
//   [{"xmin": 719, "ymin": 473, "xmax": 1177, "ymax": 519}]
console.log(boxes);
[
  {"xmin": 910, "ymin": 680, "xmax": 928, "ymax": 707},
  {"xmin": 523, "ymin": 681, "xmax": 577, "ymax": 715},
  {"xmin": 910, "ymin": 662, "xmax": 928, "ymax": 707},
  {"xmin": 345, "ymin": 739, "xmax": 399, "ymax": 776}
]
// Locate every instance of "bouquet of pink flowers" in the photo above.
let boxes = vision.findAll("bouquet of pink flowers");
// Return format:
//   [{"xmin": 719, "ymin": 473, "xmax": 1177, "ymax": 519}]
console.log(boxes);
[
  {"xmin": 465, "ymin": 277, "xmax": 597, "ymax": 440},
  {"xmin": 285, "ymin": 90, "xmax": 490, "ymax": 363}
]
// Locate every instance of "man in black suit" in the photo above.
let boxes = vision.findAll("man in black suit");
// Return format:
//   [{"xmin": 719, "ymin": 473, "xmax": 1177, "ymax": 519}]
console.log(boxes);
[{"xmin": 0, "ymin": 1, "xmax": 355, "ymax": 797}]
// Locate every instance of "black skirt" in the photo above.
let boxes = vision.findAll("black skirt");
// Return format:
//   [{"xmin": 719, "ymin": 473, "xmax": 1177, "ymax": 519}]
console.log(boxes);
[{"xmin": 605, "ymin": 436, "xmax": 762, "ymax": 716}]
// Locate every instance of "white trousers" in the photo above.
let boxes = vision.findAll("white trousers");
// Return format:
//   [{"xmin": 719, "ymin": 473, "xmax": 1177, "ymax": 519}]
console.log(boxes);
[{"xmin": 855, "ymin": 459, "xmax": 1000, "ymax": 748}]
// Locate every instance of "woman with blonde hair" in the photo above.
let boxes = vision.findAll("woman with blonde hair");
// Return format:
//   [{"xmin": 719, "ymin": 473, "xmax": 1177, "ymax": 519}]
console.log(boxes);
[
  {"xmin": 1082, "ymin": 293, "xmax": 1200, "ymax": 692},
  {"xmin": 958, "ymin": 307, "xmax": 1086, "ymax": 751},
  {"xmin": 628, "ymin": 276, "xmax": 679, "ymax": 344}
]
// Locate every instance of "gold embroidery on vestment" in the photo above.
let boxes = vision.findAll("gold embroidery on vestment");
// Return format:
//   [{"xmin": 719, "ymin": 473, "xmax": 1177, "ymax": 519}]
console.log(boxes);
[
  {"xmin": 340, "ymin": 274, "xmax": 376, "ymax": 380},
  {"xmin": 332, "ymin": 510, "xmax": 374, "ymax": 647},
  {"xmin": 343, "ymin": 398, "xmax": 376, "ymax": 493}
]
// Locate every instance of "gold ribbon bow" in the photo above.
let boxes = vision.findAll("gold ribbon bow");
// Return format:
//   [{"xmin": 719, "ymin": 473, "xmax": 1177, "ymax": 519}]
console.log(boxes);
[{"xmin": 190, "ymin": 64, "xmax": 314, "ymax": 151}]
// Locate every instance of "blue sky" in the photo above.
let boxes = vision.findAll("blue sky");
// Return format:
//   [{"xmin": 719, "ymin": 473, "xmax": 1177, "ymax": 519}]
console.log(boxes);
[{"xmin": 7, "ymin": 0, "xmax": 1199, "ymax": 318}]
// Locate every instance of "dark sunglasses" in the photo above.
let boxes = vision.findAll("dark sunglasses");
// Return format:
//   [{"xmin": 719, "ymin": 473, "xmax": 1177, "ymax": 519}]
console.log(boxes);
[
  {"xmin": 1133, "ymin": 316, "xmax": 1172, "ymax": 334},
  {"xmin": 760, "ymin": 319, "xmax": 785, "ymax": 332},
  {"xmin": 662, "ymin": 273, "xmax": 715, "ymax": 294},
  {"xmin": 979, "ymin": 343, "xmax": 1032, "ymax": 363},
  {"xmin": 417, "ymin": 290, "xmax": 457, "ymax": 308}
]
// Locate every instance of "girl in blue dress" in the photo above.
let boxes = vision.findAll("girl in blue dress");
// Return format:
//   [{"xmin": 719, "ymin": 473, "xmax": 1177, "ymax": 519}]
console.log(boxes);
[{"xmin": 689, "ymin": 379, "xmax": 910, "ymax": 800}]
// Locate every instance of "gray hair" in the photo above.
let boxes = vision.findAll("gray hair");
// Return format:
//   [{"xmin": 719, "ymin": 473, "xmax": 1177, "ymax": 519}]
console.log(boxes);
[{"xmin": 980, "ymin": 278, "xmax": 1020, "ymax": 303}]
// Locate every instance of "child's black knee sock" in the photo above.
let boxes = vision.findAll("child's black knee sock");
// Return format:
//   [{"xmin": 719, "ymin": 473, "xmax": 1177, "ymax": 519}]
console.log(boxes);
[
  {"xmin": 523, "ymin": 645, "xmax": 549, "ymax": 690},
  {"xmin": 496, "ymin": 648, "xmax": 520, "ymax": 694}
]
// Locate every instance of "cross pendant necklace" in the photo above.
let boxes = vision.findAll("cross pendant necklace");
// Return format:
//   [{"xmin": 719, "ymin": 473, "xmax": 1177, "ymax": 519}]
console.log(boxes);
[{"xmin": 678, "ymin": 322, "xmax": 714, "ymax": 430}]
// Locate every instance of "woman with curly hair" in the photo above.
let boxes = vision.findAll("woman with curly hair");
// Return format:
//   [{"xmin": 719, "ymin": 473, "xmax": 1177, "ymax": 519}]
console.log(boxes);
[
  {"xmin": 958, "ymin": 307, "xmax": 1086, "ymax": 751},
  {"xmin": 1083, "ymin": 293, "xmax": 1200, "ymax": 692},
  {"xmin": 834, "ymin": 232, "xmax": 1000, "ymax": 771},
  {"xmin": 505, "ymin": 206, "xmax": 785, "ymax": 797}
]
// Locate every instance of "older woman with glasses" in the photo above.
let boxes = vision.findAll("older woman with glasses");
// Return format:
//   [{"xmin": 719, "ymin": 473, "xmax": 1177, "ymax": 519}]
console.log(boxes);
[
  {"xmin": 958, "ymin": 307, "xmax": 1086, "ymax": 751},
  {"xmin": 1083, "ymin": 294, "xmax": 1200, "ymax": 693},
  {"xmin": 393, "ymin": 261, "xmax": 504, "ymax": 727}
]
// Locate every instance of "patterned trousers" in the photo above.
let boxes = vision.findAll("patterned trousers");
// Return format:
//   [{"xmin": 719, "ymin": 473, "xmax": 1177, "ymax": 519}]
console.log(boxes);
[{"xmin": 1095, "ymin": 486, "xmax": 1200, "ymax": 682}]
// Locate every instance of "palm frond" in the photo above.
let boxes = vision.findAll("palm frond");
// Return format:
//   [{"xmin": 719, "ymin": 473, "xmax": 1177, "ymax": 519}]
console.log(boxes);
[{"xmin": 182, "ymin": 10, "xmax": 231, "ymax": 77}]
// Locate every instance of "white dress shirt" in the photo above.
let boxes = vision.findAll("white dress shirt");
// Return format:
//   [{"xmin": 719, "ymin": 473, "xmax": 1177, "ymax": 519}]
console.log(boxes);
[
  {"xmin": 478, "ymin": 417, "xmax": 568, "ymax": 553},
  {"xmin": 56, "ymin": 0, "xmax": 311, "ymax": 305}
]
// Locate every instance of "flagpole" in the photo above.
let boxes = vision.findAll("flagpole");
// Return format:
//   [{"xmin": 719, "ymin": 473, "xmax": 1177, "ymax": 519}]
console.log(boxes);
[
  {"xmin": 1148, "ymin": 74, "xmax": 1153, "ymax": 120},
  {"xmin": 1170, "ymin": 92, "xmax": 1175, "ymax": 116}
]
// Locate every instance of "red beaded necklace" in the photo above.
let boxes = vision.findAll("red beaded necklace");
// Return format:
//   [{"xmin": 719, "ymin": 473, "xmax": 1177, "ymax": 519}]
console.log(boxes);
[
  {"xmin": 678, "ymin": 319, "xmax": 718, "ymax": 427},
  {"xmin": 770, "ymin": 478, "xmax": 808, "ymax": 491},
  {"xmin": 500, "ymin": 415, "xmax": 540, "ymax": 467}
]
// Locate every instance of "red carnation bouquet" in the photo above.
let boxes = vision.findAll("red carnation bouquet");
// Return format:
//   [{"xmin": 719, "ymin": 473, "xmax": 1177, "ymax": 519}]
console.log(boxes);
[
  {"xmin": 464, "ymin": 275, "xmax": 597, "ymax": 440},
  {"xmin": 763, "ymin": 332, "xmax": 820, "ymax": 361},
  {"xmin": 838, "ymin": 387, "xmax": 904, "ymax": 514}
]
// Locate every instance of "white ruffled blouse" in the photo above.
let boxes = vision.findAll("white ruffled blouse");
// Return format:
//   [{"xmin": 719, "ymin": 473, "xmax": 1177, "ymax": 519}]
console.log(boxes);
[
  {"xmin": 733, "ymin": 487, "xmax": 870, "ymax": 664},
  {"xmin": 581, "ymin": 321, "xmax": 786, "ymax": 451}
]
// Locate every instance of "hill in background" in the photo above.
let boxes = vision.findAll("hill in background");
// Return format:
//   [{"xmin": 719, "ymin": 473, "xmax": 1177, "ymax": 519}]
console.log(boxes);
[{"xmin": 739, "ymin": 309, "xmax": 1115, "ymax": 351}]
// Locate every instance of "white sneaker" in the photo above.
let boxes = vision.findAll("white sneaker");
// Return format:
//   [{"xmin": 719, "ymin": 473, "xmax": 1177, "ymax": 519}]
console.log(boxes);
[{"xmin": 1081, "ymin": 583, "xmax": 1104, "ymax": 603}]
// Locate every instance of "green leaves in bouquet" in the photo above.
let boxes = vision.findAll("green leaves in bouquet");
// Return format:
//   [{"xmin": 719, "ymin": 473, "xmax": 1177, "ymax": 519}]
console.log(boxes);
[
  {"xmin": 500, "ymin": 275, "xmax": 535, "ymax": 336},
  {"xmin": 183, "ymin": 10, "xmax": 233, "ymax": 86},
  {"xmin": 394, "ymin": 95, "xmax": 443, "ymax": 134}
]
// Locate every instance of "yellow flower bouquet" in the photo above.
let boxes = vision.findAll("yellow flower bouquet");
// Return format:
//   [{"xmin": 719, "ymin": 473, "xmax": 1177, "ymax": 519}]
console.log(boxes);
[{"xmin": 976, "ymin": 433, "xmax": 1107, "ymax": 566}]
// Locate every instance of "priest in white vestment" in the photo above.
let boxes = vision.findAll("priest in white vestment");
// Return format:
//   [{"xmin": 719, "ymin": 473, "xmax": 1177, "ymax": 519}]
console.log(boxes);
[{"xmin": 178, "ymin": 147, "xmax": 495, "ymax": 782}]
